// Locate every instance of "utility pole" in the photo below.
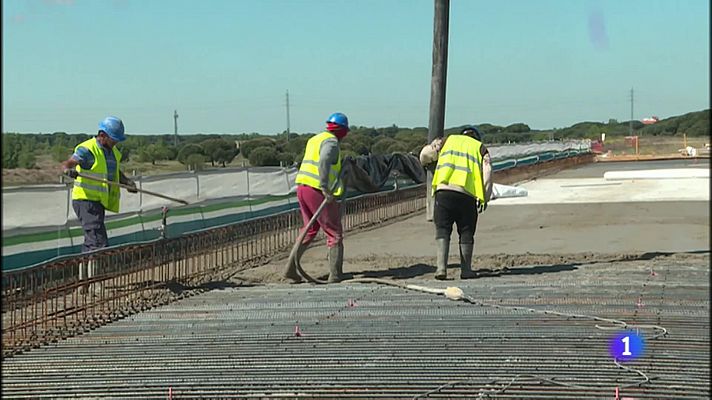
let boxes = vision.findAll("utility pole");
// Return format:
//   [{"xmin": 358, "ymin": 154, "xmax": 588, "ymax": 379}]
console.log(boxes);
[
  {"xmin": 285, "ymin": 90, "xmax": 291, "ymax": 142},
  {"xmin": 173, "ymin": 110, "xmax": 179, "ymax": 147},
  {"xmin": 629, "ymin": 87, "xmax": 634, "ymax": 136},
  {"xmin": 426, "ymin": 0, "xmax": 450, "ymax": 221}
]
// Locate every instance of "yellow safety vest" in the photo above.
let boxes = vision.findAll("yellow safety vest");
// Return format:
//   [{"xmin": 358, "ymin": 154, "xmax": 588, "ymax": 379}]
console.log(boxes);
[
  {"xmin": 72, "ymin": 138, "xmax": 123, "ymax": 213},
  {"xmin": 432, "ymin": 134, "xmax": 486, "ymax": 206},
  {"xmin": 295, "ymin": 131, "xmax": 343, "ymax": 196}
]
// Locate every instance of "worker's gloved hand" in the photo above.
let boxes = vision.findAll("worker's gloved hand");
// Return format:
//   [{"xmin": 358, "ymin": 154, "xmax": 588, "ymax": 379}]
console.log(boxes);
[
  {"xmin": 125, "ymin": 179, "xmax": 138, "ymax": 194},
  {"xmin": 432, "ymin": 137, "xmax": 444, "ymax": 153},
  {"xmin": 322, "ymin": 189, "xmax": 336, "ymax": 204},
  {"xmin": 476, "ymin": 199, "xmax": 487, "ymax": 214},
  {"xmin": 63, "ymin": 169, "xmax": 79, "ymax": 179},
  {"xmin": 423, "ymin": 162, "xmax": 437, "ymax": 173}
]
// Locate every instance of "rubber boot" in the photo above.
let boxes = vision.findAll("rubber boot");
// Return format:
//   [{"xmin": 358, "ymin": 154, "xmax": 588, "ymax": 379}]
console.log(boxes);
[
  {"xmin": 327, "ymin": 243, "xmax": 345, "ymax": 283},
  {"xmin": 459, "ymin": 243, "xmax": 477, "ymax": 279},
  {"xmin": 283, "ymin": 242, "xmax": 308, "ymax": 283},
  {"xmin": 434, "ymin": 238, "xmax": 449, "ymax": 280}
]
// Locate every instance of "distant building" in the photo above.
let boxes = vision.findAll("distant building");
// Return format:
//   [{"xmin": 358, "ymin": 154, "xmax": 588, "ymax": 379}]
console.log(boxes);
[{"xmin": 642, "ymin": 116, "xmax": 660, "ymax": 125}]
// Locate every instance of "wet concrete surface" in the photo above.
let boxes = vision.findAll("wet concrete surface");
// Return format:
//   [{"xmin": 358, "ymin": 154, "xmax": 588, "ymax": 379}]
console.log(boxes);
[{"xmin": 234, "ymin": 160, "xmax": 709, "ymax": 284}]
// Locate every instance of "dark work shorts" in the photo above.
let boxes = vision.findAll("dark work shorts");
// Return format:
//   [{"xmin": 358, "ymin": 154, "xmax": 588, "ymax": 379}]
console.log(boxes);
[
  {"xmin": 433, "ymin": 190, "xmax": 478, "ymax": 244},
  {"xmin": 72, "ymin": 200, "xmax": 108, "ymax": 252}
]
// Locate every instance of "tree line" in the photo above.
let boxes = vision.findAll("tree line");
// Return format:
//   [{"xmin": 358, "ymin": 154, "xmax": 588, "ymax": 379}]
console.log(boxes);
[{"xmin": 3, "ymin": 109, "xmax": 708, "ymax": 169}]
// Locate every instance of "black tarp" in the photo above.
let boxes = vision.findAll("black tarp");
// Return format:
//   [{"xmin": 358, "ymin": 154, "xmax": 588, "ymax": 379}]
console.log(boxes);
[{"xmin": 340, "ymin": 153, "xmax": 426, "ymax": 193}]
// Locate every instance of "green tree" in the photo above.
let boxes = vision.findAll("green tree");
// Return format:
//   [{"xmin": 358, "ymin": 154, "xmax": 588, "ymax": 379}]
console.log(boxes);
[
  {"xmin": 185, "ymin": 154, "xmax": 206, "ymax": 171},
  {"xmin": 379, "ymin": 124, "xmax": 400, "ymax": 137},
  {"xmin": 343, "ymin": 133, "xmax": 372, "ymax": 155},
  {"xmin": 477, "ymin": 124, "xmax": 503, "ymax": 136},
  {"xmin": 137, "ymin": 144, "xmax": 174, "ymax": 165},
  {"xmin": 51, "ymin": 145, "xmax": 72, "ymax": 163},
  {"xmin": 50, "ymin": 132, "xmax": 70, "ymax": 148},
  {"xmin": 386, "ymin": 142, "xmax": 408, "ymax": 154},
  {"xmin": 240, "ymin": 138, "xmax": 275, "ymax": 158},
  {"xmin": 164, "ymin": 145, "xmax": 178, "ymax": 161},
  {"xmin": 248, "ymin": 146, "xmax": 280, "ymax": 166},
  {"xmin": 2, "ymin": 134, "xmax": 21, "ymax": 168},
  {"xmin": 371, "ymin": 138, "xmax": 398, "ymax": 155},
  {"xmin": 504, "ymin": 123, "xmax": 531, "ymax": 133},
  {"xmin": 177, "ymin": 144, "xmax": 205, "ymax": 169},
  {"xmin": 17, "ymin": 151, "xmax": 36, "ymax": 169},
  {"xmin": 119, "ymin": 136, "xmax": 149, "ymax": 162},
  {"xmin": 201, "ymin": 138, "xmax": 238, "ymax": 167},
  {"xmin": 277, "ymin": 152, "xmax": 296, "ymax": 166},
  {"xmin": 283, "ymin": 136, "xmax": 310, "ymax": 155}
]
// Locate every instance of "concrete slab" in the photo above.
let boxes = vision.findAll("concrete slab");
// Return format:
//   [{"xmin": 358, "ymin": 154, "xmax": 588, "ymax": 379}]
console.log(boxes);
[
  {"xmin": 552, "ymin": 159, "xmax": 709, "ymax": 179},
  {"xmin": 492, "ymin": 177, "xmax": 709, "ymax": 204},
  {"xmin": 496, "ymin": 160, "xmax": 709, "ymax": 205}
]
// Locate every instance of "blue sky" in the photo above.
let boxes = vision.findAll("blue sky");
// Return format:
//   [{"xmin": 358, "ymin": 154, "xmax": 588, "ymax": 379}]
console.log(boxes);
[{"xmin": 2, "ymin": 0, "xmax": 709, "ymax": 135}]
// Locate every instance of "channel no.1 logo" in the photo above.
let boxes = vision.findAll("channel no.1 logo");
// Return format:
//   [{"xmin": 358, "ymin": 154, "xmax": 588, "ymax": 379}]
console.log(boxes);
[{"xmin": 609, "ymin": 331, "xmax": 645, "ymax": 361}]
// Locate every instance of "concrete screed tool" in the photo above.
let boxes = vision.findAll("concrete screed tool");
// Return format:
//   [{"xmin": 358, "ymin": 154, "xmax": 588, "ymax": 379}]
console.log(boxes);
[{"xmin": 65, "ymin": 172, "xmax": 189, "ymax": 205}]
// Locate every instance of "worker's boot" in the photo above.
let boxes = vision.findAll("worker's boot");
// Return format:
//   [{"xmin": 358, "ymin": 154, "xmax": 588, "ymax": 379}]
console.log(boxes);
[
  {"xmin": 434, "ymin": 238, "xmax": 449, "ymax": 280},
  {"xmin": 284, "ymin": 242, "xmax": 308, "ymax": 283},
  {"xmin": 327, "ymin": 243, "xmax": 345, "ymax": 283},
  {"xmin": 459, "ymin": 243, "xmax": 477, "ymax": 279}
]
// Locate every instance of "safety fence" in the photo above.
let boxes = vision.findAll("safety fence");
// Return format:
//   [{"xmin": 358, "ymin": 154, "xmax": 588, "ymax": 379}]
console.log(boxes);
[
  {"xmin": 491, "ymin": 147, "xmax": 589, "ymax": 171},
  {"xmin": 1, "ymin": 169, "xmax": 420, "ymax": 271},
  {"xmin": 1, "ymin": 185, "xmax": 426, "ymax": 357}
]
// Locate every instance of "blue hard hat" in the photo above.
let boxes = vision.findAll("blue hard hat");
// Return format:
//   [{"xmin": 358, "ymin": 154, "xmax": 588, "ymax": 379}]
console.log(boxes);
[
  {"xmin": 461, "ymin": 125, "xmax": 482, "ymax": 141},
  {"xmin": 326, "ymin": 112, "xmax": 349, "ymax": 128},
  {"xmin": 98, "ymin": 116, "xmax": 126, "ymax": 142}
]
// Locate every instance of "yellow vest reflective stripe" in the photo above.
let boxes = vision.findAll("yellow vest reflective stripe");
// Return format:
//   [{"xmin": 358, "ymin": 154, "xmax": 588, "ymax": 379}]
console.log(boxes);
[
  {"xmin": 71, "ymin": 138, "xmax": 123, "ymax": 213},
  {"xmin": 432, "ymin": 135, "xmax": 486, "ymax": 205},
  {"xmin": 295, "ymin": 131, "xmax": 343, "ymax": 196}
]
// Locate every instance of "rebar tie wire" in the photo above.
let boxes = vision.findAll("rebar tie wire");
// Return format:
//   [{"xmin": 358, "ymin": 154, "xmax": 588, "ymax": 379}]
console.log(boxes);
[{"xmin": 345, "ymin": 278, "xmax": 664, "ymax": 399}]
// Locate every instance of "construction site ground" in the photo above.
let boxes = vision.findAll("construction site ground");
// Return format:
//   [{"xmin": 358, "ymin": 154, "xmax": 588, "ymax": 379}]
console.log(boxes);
[
  {"xmin": 2, "ymin": 159, "xmax": 709, "ymax": 399},
  {"xmin": 233, "ymin": 159, "xmax": 709, "ymax": 285}
]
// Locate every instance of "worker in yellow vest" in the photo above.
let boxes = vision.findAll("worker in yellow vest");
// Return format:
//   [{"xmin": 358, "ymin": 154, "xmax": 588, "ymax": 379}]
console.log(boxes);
[
  {"xmin": 284, "ymin": 112, "xmax": 349, "ymax": 283},
  {"xmin": 419, "ymin": 125, "xmax": 493, "ymax": 280},
  {"xmin": 60, "ymin": 116, "xmax": 138, "ymax": 253}
]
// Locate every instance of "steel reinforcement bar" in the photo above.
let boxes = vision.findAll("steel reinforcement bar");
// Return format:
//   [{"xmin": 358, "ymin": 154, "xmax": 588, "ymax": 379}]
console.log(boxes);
[{"xmin": 1, "ymin": 185, "xmax": 426, "ymax": 357}]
